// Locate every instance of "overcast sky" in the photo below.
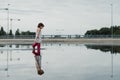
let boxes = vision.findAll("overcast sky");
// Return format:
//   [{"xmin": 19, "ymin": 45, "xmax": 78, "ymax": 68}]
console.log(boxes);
[{"xmin": 0, "ymin": 0, "xmax": 120, "ymax": 35}]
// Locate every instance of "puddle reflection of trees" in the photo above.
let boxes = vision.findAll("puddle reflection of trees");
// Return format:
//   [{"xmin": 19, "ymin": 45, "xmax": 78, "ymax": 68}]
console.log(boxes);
[
  {"xmin": 85, "ymin": 44, "xmax": 120, "ymax": 78},
  {"xmin": 85, "ymin": 45, "xmax": 120, "ymax": 54}
]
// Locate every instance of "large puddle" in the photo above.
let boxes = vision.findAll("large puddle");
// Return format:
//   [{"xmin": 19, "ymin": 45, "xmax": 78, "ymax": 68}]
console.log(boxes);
[{"xmin": 0, "ymin": 43, "xmax": 120, "ymax": 80}]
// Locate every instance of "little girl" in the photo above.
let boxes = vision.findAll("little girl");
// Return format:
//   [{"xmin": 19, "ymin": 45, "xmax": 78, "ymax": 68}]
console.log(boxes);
[
  {"xmin": 32, "ymin": 22, "xmax": 44, "ymax": 55},
  {"xmin": 32, "ymin": 22, "xmax": 44, "ymax": 75}
]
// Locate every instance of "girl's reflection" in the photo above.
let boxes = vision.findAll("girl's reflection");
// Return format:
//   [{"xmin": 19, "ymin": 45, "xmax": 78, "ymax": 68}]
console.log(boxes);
[{"xmin": 32, "ymin": 49, "xmax": 44, "ymax": 75}]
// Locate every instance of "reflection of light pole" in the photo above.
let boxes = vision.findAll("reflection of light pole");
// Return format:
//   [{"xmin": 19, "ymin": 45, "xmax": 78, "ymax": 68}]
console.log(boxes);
[
  {"xmin": 10, "ymin": 50, "xmax": 20, "ymax": 61},
  {"xmin": 10, "ymin": 51, "xmax": 12, "ymax": 61},
  {"xmin": 5, "ymin": 49, "xmax": 10, "ymax": 77},
  {"xmin": 111, "ymin": 53, "xmax": 113, "ymax": 78}
]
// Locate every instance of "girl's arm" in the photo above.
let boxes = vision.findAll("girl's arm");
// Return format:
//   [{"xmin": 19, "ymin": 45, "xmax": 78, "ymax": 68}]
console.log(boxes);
[{"xmin": 36, "ymin": 28, "xmax": 41, "ymax": 38}]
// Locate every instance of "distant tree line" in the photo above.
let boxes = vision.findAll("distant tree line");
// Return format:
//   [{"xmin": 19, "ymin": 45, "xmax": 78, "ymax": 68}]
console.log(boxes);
[
  {"xmin": 0, "ymin": 27, "xmax": 35, "ymax": 36},
  {"xmin": 15, "ymin": 29, "xmax": 35, "ymax": 35},
  {"xmin": 85, "ymin": 25, "xmax": 120, "ymax": 35}
]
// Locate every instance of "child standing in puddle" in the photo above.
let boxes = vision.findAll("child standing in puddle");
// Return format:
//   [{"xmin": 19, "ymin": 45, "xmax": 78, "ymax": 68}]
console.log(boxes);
[{"xmin": 32, "ymin": 22, "xmax": 44, "ymax": 75}]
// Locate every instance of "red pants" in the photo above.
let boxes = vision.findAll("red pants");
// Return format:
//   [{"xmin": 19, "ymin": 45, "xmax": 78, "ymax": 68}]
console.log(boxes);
[{"xmin": 32, "ymin": 42, "xmax": 40, "ymax": 56}]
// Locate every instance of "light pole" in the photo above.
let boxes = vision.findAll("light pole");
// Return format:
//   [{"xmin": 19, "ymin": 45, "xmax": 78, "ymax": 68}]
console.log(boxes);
[
  {"xmin": 110, "ymin": 1, "xmax": 114, "ymax": 78},
  {"xmin": 111, "ymin": 4, "xmax": 113, "ymax": 38},
  {"xmin": 6, "ymin": 4, "xmax": 10, "ymax": 77},
  {"xmin": 10, "ymin": 18, "xmax": 20, "ymax": 34},
  {"xmin": 7, "ymin": 4, "xmax": 10, "ymax": 35},
  {"xmin": 0, "ymin": 4, "xmax": 10, "ymax": 35},
  {"xmin": 0, "ymin": 8, "xmax": 9, "ymax": 34}
]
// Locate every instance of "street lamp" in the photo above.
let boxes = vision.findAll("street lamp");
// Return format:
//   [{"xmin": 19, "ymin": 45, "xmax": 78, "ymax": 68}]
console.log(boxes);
[
  {"xmin": 7, "ymin": 4, "xmax": 10, "ymax": 35},
  {"xmin": 0, "ymin": 4, "xmax": 10, "ymax": 35},
  {"xmin": 10, "ymin": 18, "xmax": 20, "ymax": 33},
  {"xmin": 0, "ymin": 4, "xmax": 10, "ymax": 77},
  {"xmin": 0, "ymin": 8, "xmax": 9, "ymax": 32},
  {"xmin": 111, "ymin": 4, "xmax": 113, "ymax": 38},
  {"xmin": 110, "ymin": 1, "xmax": 114, "ymax": 78}
]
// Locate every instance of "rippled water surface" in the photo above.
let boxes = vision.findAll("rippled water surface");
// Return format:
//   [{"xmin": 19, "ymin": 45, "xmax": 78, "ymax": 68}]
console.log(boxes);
[{"xmin": 0, "ymin": 43, "xmax": 120, "ymax": 80}]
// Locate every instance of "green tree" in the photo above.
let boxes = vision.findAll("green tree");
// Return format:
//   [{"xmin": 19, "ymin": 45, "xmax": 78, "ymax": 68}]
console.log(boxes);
[
  {"xmin": 99, "ymin": 27, "xmax": 111, "ymax": 35},
  {"xmin": 15, "ymin": 29, "xmax": 20, "ymax": 35},
  {"xmin": 0, "ymin": 27, "xmax": 6, "ymax": 35},
  {"xmin": 21, "ymin": 31, "xmax": 35, "ymax": 35},
  {"xmin": 114, "ymin": 30, "xmax": 120, "ymax": 35},
  {"xmin": 9, "ymin": 29, "xmax": 13, "ymax": 35},
  {"xmin": 84, "ymin": 25, "xmax": 120, "ymax": 37},
  {"xmin": 85, "ymin": 29, "xmax": 99, "ymax": 35}
]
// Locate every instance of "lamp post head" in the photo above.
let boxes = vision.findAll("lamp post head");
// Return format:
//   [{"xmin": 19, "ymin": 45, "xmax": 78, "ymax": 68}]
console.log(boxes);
[
  {"xmin": 10, "ymin": 19, "xmax": 13, "ymax": 21},
  {"xmin": 18, "ymin": 19, "xmax": 20, "ymax": 21}
]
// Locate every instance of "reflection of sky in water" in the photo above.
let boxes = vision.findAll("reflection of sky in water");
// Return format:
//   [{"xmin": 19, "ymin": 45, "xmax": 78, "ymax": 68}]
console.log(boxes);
[{"xmin": 0, "ymin": 43, "xmax": 120, "ymax": 80}]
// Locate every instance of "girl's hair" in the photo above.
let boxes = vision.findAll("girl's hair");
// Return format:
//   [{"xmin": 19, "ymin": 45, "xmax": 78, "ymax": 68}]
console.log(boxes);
[{"xmin": 38, "ymin": 23, "xmax": 44, "ymax": 28}]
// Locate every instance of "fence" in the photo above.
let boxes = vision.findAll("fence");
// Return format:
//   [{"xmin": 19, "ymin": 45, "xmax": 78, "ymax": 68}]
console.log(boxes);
[
  {"xmin": 0, "ymin": 35, "xmax": 81, "ymax": 39},
  {"xmin": 0, "ymin": 35, "xmax": 120, "ymax": 39}
]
